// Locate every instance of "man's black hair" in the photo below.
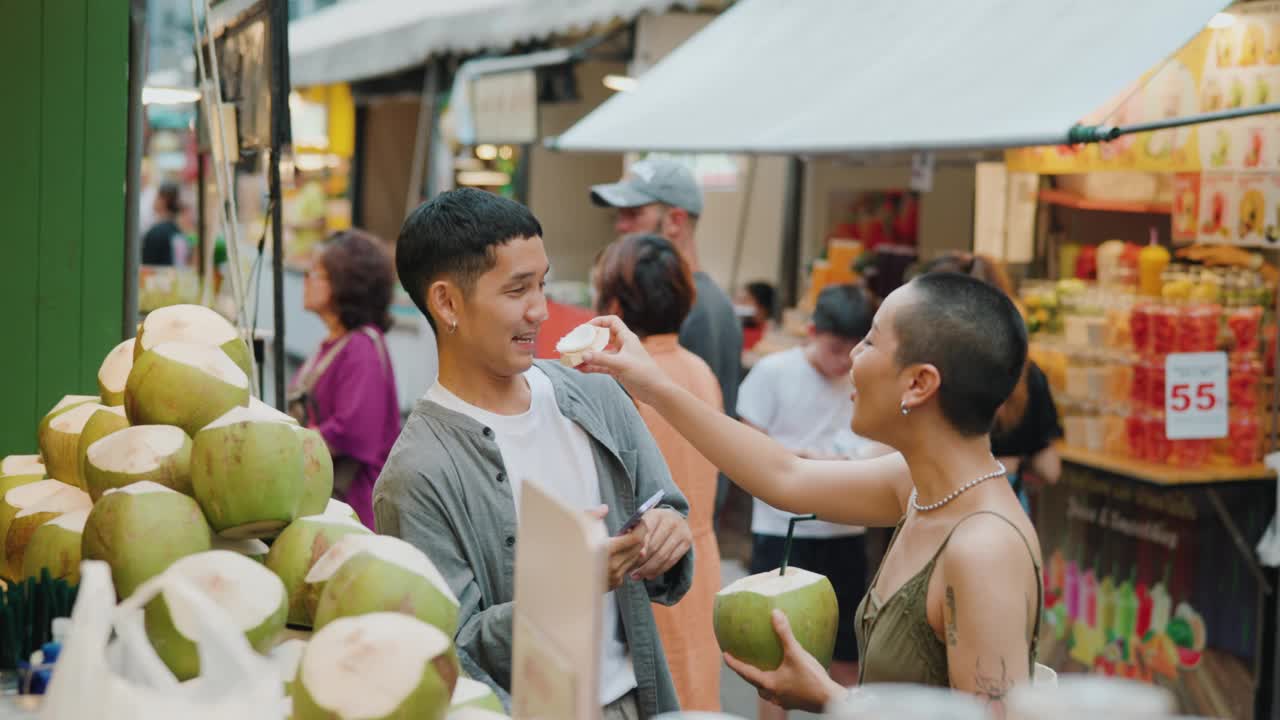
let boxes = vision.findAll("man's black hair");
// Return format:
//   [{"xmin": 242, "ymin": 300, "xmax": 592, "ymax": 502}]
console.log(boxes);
[
  {"xmin": 396, "ymin": 188, "xmax": 543, "ymax": 331},
  {"xmin": 893, "ymin": 272, "xmax": 1027, "ymax": 436},
  {"xmin": 812, "ymin": 284, "xmax": 872, "ymax": 341}
]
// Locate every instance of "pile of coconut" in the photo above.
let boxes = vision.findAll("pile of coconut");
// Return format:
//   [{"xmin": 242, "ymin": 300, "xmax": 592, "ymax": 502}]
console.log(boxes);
[{"xmin": 1, "ymin": 304, "xmax": 505, "ymax": 719}]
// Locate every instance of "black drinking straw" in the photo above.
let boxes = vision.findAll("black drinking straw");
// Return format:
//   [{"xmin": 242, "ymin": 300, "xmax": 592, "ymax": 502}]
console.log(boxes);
[{"xmin": 779, "ymin": 514, "xmax": 818, "ymax": 576}]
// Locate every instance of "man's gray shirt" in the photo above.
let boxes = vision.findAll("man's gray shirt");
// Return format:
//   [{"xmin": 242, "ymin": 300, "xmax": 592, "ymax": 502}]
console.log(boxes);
[
  {"xmin": 679, "ymin": 272, "xmax": 743, "ymax": 419},
  {"xmin": 373, "ymin": 360, "xmax": 693, "ymax": 718}
]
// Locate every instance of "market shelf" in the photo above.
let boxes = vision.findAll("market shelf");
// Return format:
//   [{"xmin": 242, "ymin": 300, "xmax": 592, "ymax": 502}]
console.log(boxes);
[
  {"xmin": 1038, "ymin": 189, "xmax": 1172, "ymax": 215},
  {"xmin": 1057, "ymin": 443, "xmax": 1273, "ymax": 486}
]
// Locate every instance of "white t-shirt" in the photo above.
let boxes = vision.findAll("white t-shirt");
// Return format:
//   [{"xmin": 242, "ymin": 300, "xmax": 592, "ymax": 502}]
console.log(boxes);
[
  {"xmin": 737, "ymin": 347, "xmax": 871, "ymax": 539},
  {"xmin": 426, "ymin": 367, "xmax": 638, "ymax": 705}
]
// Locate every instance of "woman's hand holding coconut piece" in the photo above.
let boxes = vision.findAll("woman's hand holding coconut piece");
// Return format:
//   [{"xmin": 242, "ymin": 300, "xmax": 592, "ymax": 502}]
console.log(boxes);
[
  {"xmin": 722, "ymin": 609, "xmax": 847, "ymax": 713},
  {"xmin": 555, "ymin": 322, "xmax": 611, "ymax": 368}
]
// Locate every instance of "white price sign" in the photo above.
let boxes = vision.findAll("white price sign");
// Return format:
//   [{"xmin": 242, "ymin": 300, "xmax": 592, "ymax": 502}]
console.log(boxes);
[{"xmin": 1164, "ymin": 352, "xmax": 1228, "ymax": 440}]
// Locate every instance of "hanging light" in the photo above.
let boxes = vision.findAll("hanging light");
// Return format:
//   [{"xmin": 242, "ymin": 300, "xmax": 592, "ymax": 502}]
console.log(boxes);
[{"xmin": 475, "ymin": 144, "xmax": 499, "ymax": 160}]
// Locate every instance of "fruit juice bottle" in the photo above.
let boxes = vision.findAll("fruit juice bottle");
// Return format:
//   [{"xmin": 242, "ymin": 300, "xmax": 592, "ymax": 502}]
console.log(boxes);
[
  {"xmin": 1114, "ymin": 571, "xmax": 1138, "ymax": 640},
  {"xmin": 1230, "ymin": 354, "xmax": 1263, "ymax": 411},
  {"xmin": 1098, "ymin": 570, "xmax": 1118, "ymax": 638},
  {"xmin": 1229, "ymin": 413, "xmax": 1262, "ymax": 465},
  {"xmin": 1065, "ymin": 556, "xmax": 1082, "ymax": 621},
  {"xmin": 1228, "ymin": 305, "xmax": 1263, "ymax": 353},
  {"xmin": 1152, "ymin": 304, "xmax": 1179, "ymax": 354},
  {"xmin": 1136, "ymin": 581, "xmax": 1153, "ymax": 637},
  {"xmin": 1178, "ymin": 300, "xmax": 1221, "ymax": 352},
  {"xmin": 1147, "ymin": 359, "xmax": 1167, "ymax": 411},
  {"xmin": 1146, "ymin": 411, "xmax": 1172, "ymax": 464},
  {"xmin": 1126, "ymin": 409, "xmax": 1148, "ymax": 459},
  {"xmin": 1083, "ymin": 567, "xmax": 1099, "ymax": 628},
  {"xmin": 1130, "ymin": 302, "xmax": 1153, "ymax": 354},
  {"xmin": 1138, "ymin": 231, "xmax": 1171, "ymax": 297},
  {"xmin": 1130, "ymin": 357, "xmax": 1150, "ymax": 409},
  {"xmin": 1149, "ymin": 568, "xmax": 1172, "ymax": 635}
]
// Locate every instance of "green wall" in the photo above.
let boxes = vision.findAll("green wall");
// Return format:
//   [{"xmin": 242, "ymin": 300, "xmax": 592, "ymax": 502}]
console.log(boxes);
[{"xmin": 0, "ymin": 0, "xmax": 129, "ymax": 456}]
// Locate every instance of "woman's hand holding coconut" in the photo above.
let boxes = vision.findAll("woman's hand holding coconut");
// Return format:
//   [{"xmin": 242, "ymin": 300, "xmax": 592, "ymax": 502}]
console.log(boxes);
[{"xmin": 722, "ymin": 609, "xmax": 847, "ymax": 712}]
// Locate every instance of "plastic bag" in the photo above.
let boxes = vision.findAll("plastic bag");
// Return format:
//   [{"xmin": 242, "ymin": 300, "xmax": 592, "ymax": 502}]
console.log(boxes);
[
  {"xmin": 1255, "ymin": 452, "xmax": 1280, "ymax": 567},
  {"xmin": 41, "ymin": 560, "xmax": 287, "ymax": 720}
]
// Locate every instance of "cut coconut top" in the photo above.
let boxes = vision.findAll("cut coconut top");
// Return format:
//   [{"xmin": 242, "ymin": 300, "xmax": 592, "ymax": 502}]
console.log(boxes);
[
  {"xmin": 151, "ymin": 342, "xmax": 249, "ymax": 390},
  {"xmin": 48, "ymin": 402, "xmax": 108, "ymax": 433},
  {"xmin": 162, "ymin": 550, "xmax": 286, "ymax": 639},
  {"xmin": 45, "ymin": 395, "xmax": 98, "ymax": 418},
  {"xmin": 15, "ymin": 485, "xmax": 91, "ymax": 518},
  {"xmin": 448, "ymin": 710, "xmax": 509, "ymax": 720},
  {"xmin": 0, "ymin": 455, "xmax": 45, "ymax": 476},
  {"xmin": 555, "ymin": 324, "xmax": 609, "ymax": 354},
  {"xmin": 324, "ymin": 498, "xmax": 358, "ymax": 518},
  {"xmin": 250, "ymin": 396, "xmax": 299, "ymax": 425},
  {"xmin": 270, "ymin": 638, "xmax": 307, "ymax": 682},
  {"xmin": 140, "ymin": 304, "xmax": 239, "ymax": 349},
  {"xmin": 86, "ymin": 425, "xmax": 188, "ymax": 474},
  {"xmin": 716, "ymin": 567, "xmax": 826, "ymax": 598},
  {"xmin": 4, "ymin": 479, "xmax": 68, "ymax": 509},
  {"xmin": 296, "ymin": 513, "xmax": 367, "ymax": 531},
  {"xmin": 452, "ymin": 677, "xmax": 496, "ymax": 705},
  {"xmin": 302, "ymin": 612, "xmax": 453, "ymax": 719},
  {"xmin": 304, "ymin": 534, "xmax": 458, "ymax": 605},
  {"xmin": 98, "ymin": 338, "xmax": 136, "ymax": 393},
  {"xmin": 211, "ymin": 536, "xmax": 270, "ymax": 556},
  {"xmin": 43, "ymin": 508, "xmax": 90, "ymax": 533},
  {"xmin": 103, "ymin": 480, "xmax": 180, "ymax": 497},
  {"xmin": 202, "ymin": 401, "xmax": 294, "ymax": 431}
]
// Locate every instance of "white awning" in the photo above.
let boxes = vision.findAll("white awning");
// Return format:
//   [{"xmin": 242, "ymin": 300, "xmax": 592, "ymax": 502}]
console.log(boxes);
[
  {"xmin": 552, "ymin": 0, "xmax": 1230, "ymax": 155},
  {"xmin": 288, "ymin": 0, "xmax": 702, "ymax": 87}
]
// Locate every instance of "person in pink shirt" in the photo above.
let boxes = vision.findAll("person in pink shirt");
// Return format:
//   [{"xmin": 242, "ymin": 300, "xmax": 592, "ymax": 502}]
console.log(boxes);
[{"xmin": 291, "ymin": 229, "xmax": 402, "ymax": 528}]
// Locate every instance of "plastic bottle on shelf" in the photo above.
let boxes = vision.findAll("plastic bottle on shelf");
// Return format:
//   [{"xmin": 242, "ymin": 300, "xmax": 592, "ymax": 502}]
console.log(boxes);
[{"xmin": 1138, "ymin": 229, "xmax": 1170, "ymax": 297}]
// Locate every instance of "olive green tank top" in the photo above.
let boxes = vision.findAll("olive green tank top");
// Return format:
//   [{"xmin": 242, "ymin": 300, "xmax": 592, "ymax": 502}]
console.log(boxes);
[{"xmin": 854, "ymin": 511, "xmax": 1042, "ymax": 687}]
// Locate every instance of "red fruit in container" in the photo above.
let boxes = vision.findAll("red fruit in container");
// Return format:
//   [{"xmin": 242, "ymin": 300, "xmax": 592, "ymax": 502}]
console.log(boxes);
[
  {"xmin": 1228, "ymin": 414, "xmax": 1261, "ymax": 465},
  {"xmin": 1146, "ymin": 412, "xmax": 1172, "ymax": 463},
  {"xmin": 1227, "ymin": 306, "xmax": 1262, "ymax": 353},
  {"xmin": 1130, "ymin": 304, "xmax": 1153, "ymax": 354},
  {"xmin": 1229, "ymin": 355, "xmax": 1262, "ymax": 411},
  {"xmin": 1147, "ymin": 359, "xmax": 1167, "ymax": 410},
  {"xmin": 1152, "ymin": 305, "xmax": 1179, "ymax": 354},
  {"xmin": 1126, "ymin": 412, "xmax": 1148, "ymax": 459}
]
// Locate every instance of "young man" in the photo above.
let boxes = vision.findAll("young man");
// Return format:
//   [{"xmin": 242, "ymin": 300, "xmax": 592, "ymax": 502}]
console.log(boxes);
[
  {"xmin": 590, "ymin": 159, "xmax": 743, "ymax": 522},
  {"xmin": 374, "ymin": 188, "xmax": 694, "ymax": 719},
  {"xmin": 736, "ymin": 283, "xmax": 886, "ymax": 720}
]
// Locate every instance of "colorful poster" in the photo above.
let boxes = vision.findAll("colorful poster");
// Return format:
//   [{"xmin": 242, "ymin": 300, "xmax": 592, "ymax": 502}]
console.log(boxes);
[
  {"xmin": 1172, "ymin": 173, "xmax": 1202, "ymax": 243},
  {"xmin": 1006, "ymin": 1, "xmax": 1280, "ymax": 175},
  {"xmin": 1198, "ymin": 173, "xmax": 1238, "ymax": 242},
  {"xmin": 1036, "ymin": 464, "xmax": 1274, "ymax": 719}
]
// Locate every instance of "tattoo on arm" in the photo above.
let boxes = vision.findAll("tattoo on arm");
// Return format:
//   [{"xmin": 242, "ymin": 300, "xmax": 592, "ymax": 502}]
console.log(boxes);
[
  {"xmin": 974, "ymin": 657, "xmax": 1012, "ymax": 706},
  {"xmin": 945, "ymin": 585, "xmax": 958, "ymax": 647}
]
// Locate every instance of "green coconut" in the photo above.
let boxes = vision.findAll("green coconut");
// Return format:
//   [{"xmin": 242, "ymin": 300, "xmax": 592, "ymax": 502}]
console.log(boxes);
[
  {"xmin": 125, "ymin": 342, "xmax": 251, "ymax": 436},
  {"xmin": 264, "ymin": 514, "xmax": 371, "ymax": 627},
  {"xmin": 81, "ymin": 481, "xmax": 213, "ymax": 598},
  {"xmin": 21, "ymin": 508, "xmax": 89, "ymax": 584},
  {"xmin": 713, "ymin": 566, "xmax": 839, "ymax": 671},
  {"xmin": 294, "ymin": 427, "xmax": 334, "ymax": 518},
  {"xmin": 97, "ymin": 338, "xmax": 136, "ymax": 406},
  {"xmin": 211, "ymin": 535, "xmax": 270, "ymax": 563},
  {"xmin": 0, "ymin": 480, "xmax": 68, "ymax": 564},
  {"xmin": 309, "ymin": 534, "xmax": 459, "ymax": 635},
  {"xmin": 36, "ymin": 395, "xmax": 99, "ymax": 443},
  {"xmin": 84, "ymin": 424, "xmax": 192, "ymax": 500},
  {"xmin": 134, "ymin": 304, "xmax": 254, "ymax": 381},
  {"xmin": 0, "ymin": 455, "xmax": 45, "ymax": 479},
  {"xmin": 143, "ymin": 550, "xmax": 287, "ymax": 680},
  {"xmin": 450, "ymin": 678, "xmax": 504, "ymax": 714},
  {"xmin": 191, "ymin": 405, "xmax": 305, "ymax": 539},
  {"xmin": 293, "ymin": 612, "xmax": 460, "ymax": 720},
  {"xmin": 3, "ymin": 484, "xmax": 91, "ymax": 579},
  {"xmin": 38, "ymin": 401, "xmax": 110, "ymax": 491},
  {"xmin": 447, "ymin": 710, "xmax": 510, "ymax": 720},
  {"xmin": 76, "ymin": 405, "xmax": 130, "ymax": 490}
]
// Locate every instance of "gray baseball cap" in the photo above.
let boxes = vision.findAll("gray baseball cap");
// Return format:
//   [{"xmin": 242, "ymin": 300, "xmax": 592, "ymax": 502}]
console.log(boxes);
[{"xmin": 590, "ymin": 158, "xmax": 703, "ymax": 216}]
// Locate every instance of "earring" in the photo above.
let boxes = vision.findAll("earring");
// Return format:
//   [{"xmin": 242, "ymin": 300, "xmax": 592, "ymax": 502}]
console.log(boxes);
[
  {"xmin": 900, "ymin": 402, "xmax": 910, "ymax": 416},
  {"xmin": 449, "ymin": 321, "xmax": 458, "ymax": 334}
]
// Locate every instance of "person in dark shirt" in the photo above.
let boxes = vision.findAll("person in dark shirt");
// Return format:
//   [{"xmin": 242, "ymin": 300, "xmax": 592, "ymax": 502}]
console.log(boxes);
[{"xmin": 141, "ymin": 182, "xmax": 188, "ymax": 266}]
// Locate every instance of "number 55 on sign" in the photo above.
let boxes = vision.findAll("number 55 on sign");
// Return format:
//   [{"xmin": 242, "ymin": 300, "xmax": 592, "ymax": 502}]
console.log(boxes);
[{"xmin": 1165, "ymin": 352, "xmax": 1228, "ymax": 440}]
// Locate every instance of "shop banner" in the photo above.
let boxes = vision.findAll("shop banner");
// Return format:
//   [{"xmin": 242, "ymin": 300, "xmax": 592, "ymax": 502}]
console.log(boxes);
[
  {"xmin": 1005, "ymin": 1, "xmax": 1280, "ymax": 177},
  {"xmin": 1036, "ymin": 463, "xmax": 1275, "ymax": 719}
]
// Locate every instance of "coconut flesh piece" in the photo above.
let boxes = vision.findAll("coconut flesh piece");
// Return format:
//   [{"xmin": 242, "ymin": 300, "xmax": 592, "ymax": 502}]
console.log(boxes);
[
  {"xmin": 555, "ymin": 324, "xmax": 610, "ymax": 367},
  {"xmin": 40, "ymin": 401, "xmax": 110, "ymax": 490},
  {"xmin": 212, "ymin": 536, "xmax": 270, "ymax": 560},
  {"xmin": 97, "ymin": 338, "xmax": 136, "ymax": 406},
  {"xmin": 5, "ymin": 484, "xmax": 92, "ymax": 579},
  {"xmin": 713, "ymin": 566, "xmax": 839, "ymax": 671},
  {"xmin": 295, "ymin": 612, "xmax": 459, "ymax": 720},
  {"xmin": 85, "ymin": 424, "xmax": 192, "ymax": 499},
  {"xmin": 21, "ymin": 508, "xmax": 89, "ymax": 583},
  {"xmin": 0, "ymin": 455, "xmax": 45, "ymax": 478}
]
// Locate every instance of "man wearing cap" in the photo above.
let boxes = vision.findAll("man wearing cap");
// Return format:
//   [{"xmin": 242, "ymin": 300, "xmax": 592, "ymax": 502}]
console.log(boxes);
[{"xmin": 590, "ymin": 158, "xmax": 744, "ymax": 439}]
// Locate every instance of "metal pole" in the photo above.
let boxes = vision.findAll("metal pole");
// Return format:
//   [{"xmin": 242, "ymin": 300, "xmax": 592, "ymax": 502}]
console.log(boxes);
[
  {"xmin": 1073, "ymin": 102, "xmax": 1280, "ymax": 144},
  {"xmin": 268, "ymin": 0, "xmax": 290, "ymax": 409},
  {"xmin": 122, "ymin": 0, "xmax": 147, "ymax": 338},
  {"xmin": 777, "ymin": 156, "xmax": 805, "ymax": 314}
]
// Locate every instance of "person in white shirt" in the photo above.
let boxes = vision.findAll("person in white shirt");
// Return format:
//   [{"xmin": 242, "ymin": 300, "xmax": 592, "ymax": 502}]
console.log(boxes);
[{"xmin": 737, "ymin": 283, "xmax": 887, "ymax": 720}]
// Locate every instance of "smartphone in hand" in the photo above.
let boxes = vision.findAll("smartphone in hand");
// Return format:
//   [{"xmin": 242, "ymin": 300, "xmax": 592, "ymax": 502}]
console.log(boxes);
[{"xmin": 615, "ymin": 489, "xmax": 666, "ymax": 536}]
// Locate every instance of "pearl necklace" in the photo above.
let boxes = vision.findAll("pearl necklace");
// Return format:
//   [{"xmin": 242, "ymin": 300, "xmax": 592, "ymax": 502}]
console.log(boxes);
[{"xmin": 909, "ymin": 460, "xmax": 1008, "ymax": 513}]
